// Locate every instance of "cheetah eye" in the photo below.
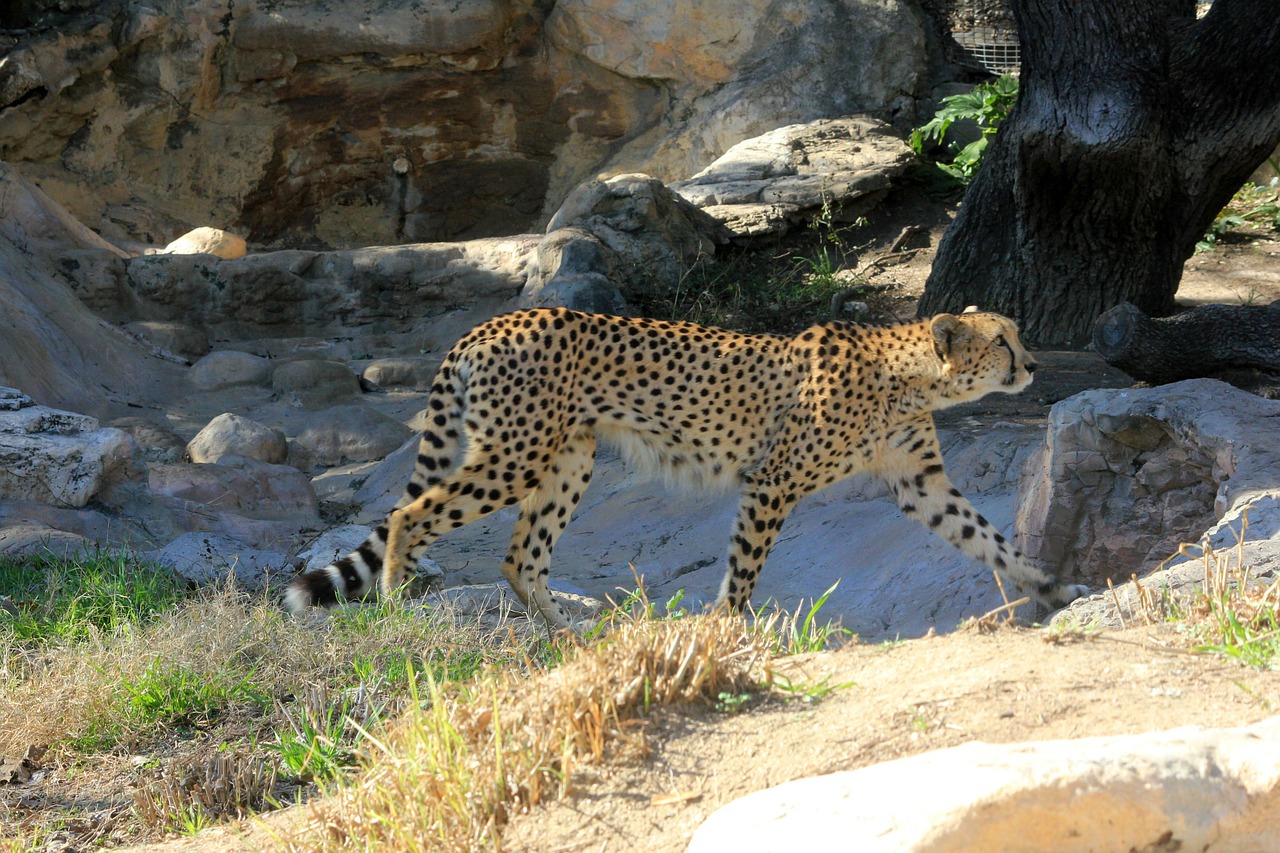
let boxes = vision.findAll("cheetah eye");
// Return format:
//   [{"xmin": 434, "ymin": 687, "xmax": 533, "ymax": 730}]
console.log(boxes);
[{"xmin": 993, "ymin": 335, "xmax": 1008, "ymax": 349}]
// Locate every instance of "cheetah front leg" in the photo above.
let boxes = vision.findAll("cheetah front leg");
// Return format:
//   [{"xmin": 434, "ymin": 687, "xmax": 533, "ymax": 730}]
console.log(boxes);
[{"xmin": 878, "ymin": 417, "xmax": 1087, "ymax": 611}]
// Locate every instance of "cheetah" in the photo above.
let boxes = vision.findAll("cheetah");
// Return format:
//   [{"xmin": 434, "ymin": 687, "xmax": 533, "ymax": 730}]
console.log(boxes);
[{"xmin": 284, "ymin": 307, "xmax": 1087, "ymax": 628}]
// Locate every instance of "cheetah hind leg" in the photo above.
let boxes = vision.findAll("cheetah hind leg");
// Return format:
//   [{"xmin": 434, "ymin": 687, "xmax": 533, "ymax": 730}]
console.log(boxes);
[
  {"xmin": 498, "ymin": 431, "xmax": 597, "ymax": 635},
  {"xmin": 381, "ymin": 449, "xmax": 531, "ymax": 601}
]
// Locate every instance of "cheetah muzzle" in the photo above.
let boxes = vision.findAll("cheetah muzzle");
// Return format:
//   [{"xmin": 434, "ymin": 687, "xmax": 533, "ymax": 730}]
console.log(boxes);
[{"xmin": 284, "ymin": 308, "xmax": 1087, "ymax": 629}]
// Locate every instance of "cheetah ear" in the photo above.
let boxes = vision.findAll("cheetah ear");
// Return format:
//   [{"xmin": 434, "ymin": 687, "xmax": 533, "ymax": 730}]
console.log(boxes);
[
  {"xmin": 962, "ymin": 305, "xmax": 981, "ymax": 314},
  {"xmin": 930, "ymin": 313, "xmax": 961, "ymax": 364}
]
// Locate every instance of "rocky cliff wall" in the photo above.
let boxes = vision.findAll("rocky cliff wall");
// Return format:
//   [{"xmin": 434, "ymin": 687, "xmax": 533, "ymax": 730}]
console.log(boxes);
[{"xmin": 0, "ymin": 0, "xmax": 925, "ymax": 249}]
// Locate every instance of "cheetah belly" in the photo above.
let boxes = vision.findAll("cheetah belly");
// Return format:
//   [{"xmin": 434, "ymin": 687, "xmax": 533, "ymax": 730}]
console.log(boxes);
[{"xmin": 594, "ymin": 423, "xmax": 749, "ymax": 494}]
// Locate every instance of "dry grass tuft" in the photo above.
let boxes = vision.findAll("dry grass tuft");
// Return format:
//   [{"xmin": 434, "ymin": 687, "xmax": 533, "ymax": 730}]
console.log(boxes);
[
  {"xmin": 294, "ymin": 612, "xmax": 767, "ymax": 852},
  {"xmin": 133, "ymin": 750, "xmax": 280, "ymax": 832},
  {"xmin": 1119, "ymin": 509, "xmax": 1280, "ymax": 667}
]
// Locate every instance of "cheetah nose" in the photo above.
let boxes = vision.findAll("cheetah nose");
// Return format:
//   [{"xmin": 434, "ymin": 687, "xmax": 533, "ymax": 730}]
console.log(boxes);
[{"xmin": 1025, "ymin": 361, "xmax": 1037, "ymax": 374}]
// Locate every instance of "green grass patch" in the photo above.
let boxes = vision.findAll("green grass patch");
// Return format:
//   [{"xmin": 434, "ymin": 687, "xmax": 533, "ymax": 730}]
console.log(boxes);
[{"xmin": 0, "ymin": 550, "xmax": 188, "ymax": 645}]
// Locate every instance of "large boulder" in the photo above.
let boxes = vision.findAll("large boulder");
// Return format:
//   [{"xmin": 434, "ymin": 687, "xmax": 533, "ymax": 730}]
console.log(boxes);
[
  {"xmin": 0, "ymin": 164, "xmax": 180, "ymax": 418},
  {"xmin": 271, "ymin": 360, "xmax": 361, "ymax": 408},
  {"xmin": 186, "ymin": 413, "xmax": 288, "ymax": 465},
  {"xmin": 148, "ymin": 455, "xmax": 320, "ymax": 547},
  {"xmin": 522, "ymin": 174, "xmax": 726, "ymax": 311},
  {"xmin": 188, "ymin": 350, "xmax": 273, "ymax": 391},
  {"xmin": 1017, "ymin": 380, "xmax": 1280, "ymax": 599},
  {"xmin": 291, "ymin": 404, "xmax": 415, "ymax": 468},
  {"xmin": 0, "ymin": 388, "xmax": 144, "ymax": 508},
  {"xmin": 360, "ymin": 357, "xmax": 439, "ymax": 391},
  {"xmin": 689, "ymin": 717, "xmax": 1280, "ymax": 852},
  {"xmin": 160, "ymin": 227, "xmax": 247, "ymax": 259}
]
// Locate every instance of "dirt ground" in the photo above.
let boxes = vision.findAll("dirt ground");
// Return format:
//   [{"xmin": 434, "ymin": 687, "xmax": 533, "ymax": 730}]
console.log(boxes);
[
  {"xmin": 502, "ymin": 623, "xmax": 1280, "ymax": 852},
  {"xmin": 102, "ymin": 191, "xmax": 1280, "ymax": 853}
]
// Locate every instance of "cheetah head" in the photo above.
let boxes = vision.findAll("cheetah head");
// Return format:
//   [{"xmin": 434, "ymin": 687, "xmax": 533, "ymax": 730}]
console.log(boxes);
[{"xmin": 930, "ymin": 310, "xmax": 1036, "ymax": 401}]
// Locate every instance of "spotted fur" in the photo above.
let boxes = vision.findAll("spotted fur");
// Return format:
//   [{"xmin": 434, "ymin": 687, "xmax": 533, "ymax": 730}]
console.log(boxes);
[{"xmin": 283, "ymin": 307, "xmax": 1087, "ymax": 628}]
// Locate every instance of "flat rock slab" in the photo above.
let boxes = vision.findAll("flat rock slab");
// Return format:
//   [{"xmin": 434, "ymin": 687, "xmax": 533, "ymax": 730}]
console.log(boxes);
[
  {"xmin": 689, "ymin": 716, "xmax": 1280, "ymax": 852},
  {"xmin": 144, "ymin": 532, "xmax": 289, "ymax": 592},
  {"xmin": 671, "ymin": 116, "xmax": 915, "ymax": 238}
]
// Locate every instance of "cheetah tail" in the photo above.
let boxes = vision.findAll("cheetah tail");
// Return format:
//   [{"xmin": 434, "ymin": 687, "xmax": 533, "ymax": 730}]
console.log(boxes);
[{"xmin": 283, "ymin": 369, "xmax": 466, "ymax": 613}]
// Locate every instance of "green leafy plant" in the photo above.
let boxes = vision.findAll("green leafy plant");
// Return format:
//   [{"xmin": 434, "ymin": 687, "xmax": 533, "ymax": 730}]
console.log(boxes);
[
  {"xmin": 911, "ymin": 74, "xmax": 1019, "ymax": 184},
  {"xmin": 714, "ymin": 691, "xmax": 754, "ymax": 714},
  {"xmin": 1195, "ymin": 591, "xmax": 1280, "ymax": 669},
  {"xmin": 268, "ymin": 700, "xmax": 360, "ymax": 784},
  {"xmin": 769, "ymin": 672, "xmax": 855, "ymax": 705},
  {"xmin": 1197, "ymin": 177, "xmax": 1280, "ymax": 252}
]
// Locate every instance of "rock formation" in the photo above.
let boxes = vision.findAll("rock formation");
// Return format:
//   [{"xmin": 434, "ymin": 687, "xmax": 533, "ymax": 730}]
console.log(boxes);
[
  {"xmin": 1019, "ymin": 380, "xmax": 1280, "ymax": 630},
  {"xmin": 671, "ymin": 116, "xmax": 916, "ymax": 238},
  {"xmin": 1, "ymin": 0, "xmax": 926, "ymax": 249},
  {"xmin": 0, "ymin": 164, "xmax": 181, "ymax": 417}
]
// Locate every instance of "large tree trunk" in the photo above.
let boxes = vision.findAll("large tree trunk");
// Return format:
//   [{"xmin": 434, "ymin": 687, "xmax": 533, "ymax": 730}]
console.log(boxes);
[{"xmin": 918, "ymin": 0, "xmax": 1280, "ymax": 346}]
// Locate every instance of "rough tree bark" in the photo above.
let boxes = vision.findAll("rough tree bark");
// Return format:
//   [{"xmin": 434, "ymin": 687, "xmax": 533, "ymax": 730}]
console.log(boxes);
[
  {"xmin": 1093, "ymin": 300, "xmax": 1280, "ymax": 384},
  {"xmin": 918, "ymin": 0, "xmax": 1280, "ymax": 346}
]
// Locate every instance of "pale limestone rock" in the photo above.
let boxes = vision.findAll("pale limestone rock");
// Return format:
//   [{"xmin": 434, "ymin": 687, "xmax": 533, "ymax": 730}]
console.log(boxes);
[
  {"xmin": 124, "ymin": 321, "xmax": 211, "ymax": 359},
  {"xmin": 0, "ymin": 496, "xmax": 173, "ymax": 553},
  {"xmin": 271, "ymin": 360, "xmax": 361, "ymax": 408},
  {"xmin": 3, "ymin": 0, "xmax": 923, "ymax": 248},
  {"xmin": 109, "ymin": 417, "xmax": 187, "ymax": 465},
  {"xmin": 188, "ymin": 351, "xmax": 273, "ymax": 391},
  {"xmin": 148, "ymin": 455, "xmax": 319, "ymax": 547},
  {"xmin": 161, "ymin": 227, "xmax": 247, "ymax": 259},
  {"xmin": 123, "ymin": 237, "xmax": 536, "ymax": 339},
  {"xmin": 547, "ymin": 0, "xmax": 925, "ymax": 188},
  {"xmin": 145, "ymin": 532, "xmax": 289, "ymax": 592},
  {"xmin": 186, "ymin": 413, "xmax": 287, "ymax": 465},
  {"xmin": 0, "ymin": 523, "xmax": 94, "ymax": 558},
  {"xmin": 688, "ymin": 717, "xmax": 1280, "ymax": 853},
  {"xmin": 523, "ymin": 174, "xmax": 725, "ymax": 310},
  {"xmin": 0, "ymin": 164, "xmax": 178, "ymax": 418},
  {"xmin": 0, "ymin": 390, "xmax": 144, "ymax": 508}
]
